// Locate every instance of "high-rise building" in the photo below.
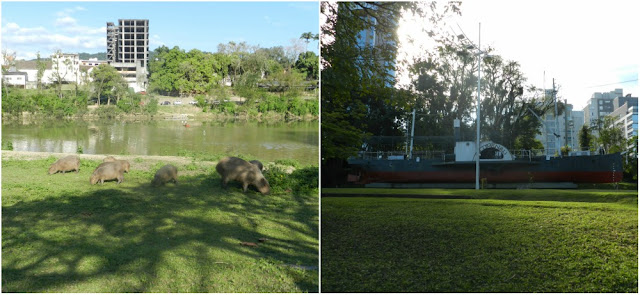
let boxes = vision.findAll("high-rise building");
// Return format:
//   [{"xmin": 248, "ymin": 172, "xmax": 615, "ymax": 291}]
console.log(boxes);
[
  {"xmin": 352, "ymin": 3, "xmax": 397, "ymax": 86},
  {"xmin": 106, "ymin": 19, "xmax": 149, "ymax": 92},
  {"xmin": 611, "ymin": 94, "xmax": 638, "ymax": 140},
  {"xmin": 582, "ymin": 88, "xmax": 623, "ymax": 127}
]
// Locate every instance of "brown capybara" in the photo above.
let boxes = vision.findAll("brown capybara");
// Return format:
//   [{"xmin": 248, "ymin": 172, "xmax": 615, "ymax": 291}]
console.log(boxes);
[
  {"xmin": 103, "ymin": 156, "xmax": 116, "ymax": 162},
  {"xmin": 90, "ymin": 162, "xmax": 125, "ymax": 185},
  {"xmin": 152, "ymin": 164, "xmax": 178, "ymax": 186},
  {"xmin": 48, "ymin": 155, "xmax": 80, "ymax": 174},
  {"xmin": 249, "ymin": 160, "xmax": 264, "ymax": 172},
  {"xmin": 96, "ymin": 159, "xmax": 130, "ymax": 173},
  {"xmin": 216, "ymin": 157, "xmax": 270, "ymax": 194}
]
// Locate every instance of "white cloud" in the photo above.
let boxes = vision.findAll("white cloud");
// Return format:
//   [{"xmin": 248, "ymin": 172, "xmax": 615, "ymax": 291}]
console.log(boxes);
[
  {"xmin": 2, "ymin": 5, "xmax": 108, "ymax": 58},
  {"xmin": 2, "ymin": 22, "xmax": 47, "ymax": 35},
  {"xmin": 55, "ymin": 16, "xmax": 77, "ymax": 27},
  {"xmin": 56, "ymin": 6, "xmax": 86, "ymax": 17},
  {"xmin": 149, "ymin": 34, "xmax": 164, "ymax": 47}
]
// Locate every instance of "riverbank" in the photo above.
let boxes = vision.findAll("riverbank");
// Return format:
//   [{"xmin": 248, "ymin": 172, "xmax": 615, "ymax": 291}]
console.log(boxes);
[
  {"xmin": 2, "ymin": 151, "xmax": 319, "ymax": 292},
  {"xmin": 2, "ymin": 104, "xmax": 319, "ymax": 124},
  {"xmin": 1, "ymin": 150, "xmax": 304, "ymax": 175}
]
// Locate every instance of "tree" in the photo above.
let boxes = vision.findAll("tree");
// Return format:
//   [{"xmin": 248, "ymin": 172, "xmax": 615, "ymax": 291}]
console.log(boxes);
[
  {"xmin": 91, "ymin": 64, "xmax": 125, "ymax": 106},
  {"xmin": 2, "ymin": 49, "xmax": 17, "ymax": 98},
  {"xmin": 594, "ymin": 116, "xmax": 625, "ymax": 154},
  {"xmin": 294, "ymin": 51, "xmax": 319, "ymax": 80},
  {"xmin": 36, "ymin": 51, "xmax": 47, "ymax": 90},
  {"xmin": 50, "ymin": 50, "xmax": 74, "ymax": 98},
  {"xmin": 300, "ymin": 32, "xmax": 319, "ymax": 51},
  {"xmin": 578, "ymin": 124, "xmax": 592, "ymax": 151},
  {"xmin": 321, "ymin": 0, "xmax": 460, "ymax": 181}
]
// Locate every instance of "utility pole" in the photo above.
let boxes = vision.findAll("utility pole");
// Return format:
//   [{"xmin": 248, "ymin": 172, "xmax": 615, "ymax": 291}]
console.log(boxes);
[
  {"xmin": 409, "ymin": 109, "xmax": 416, "ymax": 159},
  {"xmin": 553, "ymin": 79, "xmax": 561, "ymax": 157},
  {"xmin": 475, "ymin": 23, "xmax": 481, "ymax": 190}
]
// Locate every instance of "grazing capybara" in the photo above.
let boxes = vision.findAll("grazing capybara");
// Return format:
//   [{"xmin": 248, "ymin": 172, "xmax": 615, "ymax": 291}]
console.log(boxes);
[
  {"xmin": 97, "ymin": 159, "xmax": 130, "ymax": 173},
  {"xmin": 48, "ymin": 155, "xmax": 80, "ymax": 174},
  {"xmin": 249, "ymin": 160, "xmax": 264, "ymax": 171},
  {"xmin": 216, "ymin": 157, "xmax": 270, "ymax": 194},
  {"xmin": 103, "ymin": 156, "xmax": 116, "ymax": 162},
  {"xmin": 152, "ymin": 164, "xmax": 178, "ymax": 186},
  {"xmin": 90, "ymin": 162, "xmax": 125, "ymax": 185}
]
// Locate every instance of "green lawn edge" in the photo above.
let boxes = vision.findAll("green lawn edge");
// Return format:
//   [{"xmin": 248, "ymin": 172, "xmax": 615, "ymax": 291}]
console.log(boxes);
[{"xmin": 321, "ymin": 187, "xmax": 638, "ymax": 205}]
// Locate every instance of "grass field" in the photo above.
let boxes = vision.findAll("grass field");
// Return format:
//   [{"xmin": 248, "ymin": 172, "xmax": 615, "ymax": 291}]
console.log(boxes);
[
  {"xmin": 2, "ymin": 156, "xmax": 318, "ymax": 292},
  {"xmin": 321, "ymin": 188, "xmax": 637, "ymax": 293}
]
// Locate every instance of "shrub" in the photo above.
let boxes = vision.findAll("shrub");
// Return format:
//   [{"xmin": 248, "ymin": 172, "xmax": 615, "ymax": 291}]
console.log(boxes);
[{"xmin": 93, "ymin": 105, "xmax": 121, "ymax": 119}]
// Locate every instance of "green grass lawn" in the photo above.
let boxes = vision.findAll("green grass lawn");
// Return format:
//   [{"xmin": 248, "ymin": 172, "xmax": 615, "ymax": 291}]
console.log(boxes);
[
  {"xmin": 321, "ymin": 189, "xmax": 637, "ymax": 293},
  {"xmin": 2, "ymin": 157, "xmax": 318, "ymax": 292}
]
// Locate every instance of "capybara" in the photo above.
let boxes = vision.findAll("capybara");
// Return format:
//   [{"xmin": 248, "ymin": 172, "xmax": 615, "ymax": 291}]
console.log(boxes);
[
  {"xmin": 216, "ymin": 157, "xmax": 270, "ymax": 194},
  {"xmin": 48, "ymin": 155, "xmax": 80, "ymax": 174},
  {"xmin": 103, "ymin": 156, "xmax": 116, "ymax": 162},
  {"xmin": 152, "ymin": 164, "xmax": 178, "ymax": 186},
  {"xmin": 96, "ymin": 159, "xmax": 130, "ymax": 173},
  {"xmin": 249, "ymin": 160, "xmax": 264, "ymax": 171},
  {"xmin": 90, "ymin": 162, "xmax": 125, "ymax": 185}
]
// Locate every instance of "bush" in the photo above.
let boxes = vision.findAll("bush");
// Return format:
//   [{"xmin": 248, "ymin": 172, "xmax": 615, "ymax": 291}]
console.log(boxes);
[
  {"xmin": 194, "ymin": 94, "xmax": 207, "ymax": 108},
  {"xmin": 93, "ymin": 105, "xmax": 121, "ymax": 119},
  {"xmin": 143, "ymin": 97, "xmax": 159, "ymax": 115}
]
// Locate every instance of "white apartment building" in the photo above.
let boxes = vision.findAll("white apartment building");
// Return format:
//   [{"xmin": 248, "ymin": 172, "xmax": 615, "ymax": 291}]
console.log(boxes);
[
  {"xmin": 535, "ymin": 102, "xmax": 584, "ymax": 153},
  {"xmin": 582, "ymin": 88, "xmax": 623, "ymax": 127},
  {"xmin": 610, "ymin": 96, "xmax": 638, "ymax": 140}
]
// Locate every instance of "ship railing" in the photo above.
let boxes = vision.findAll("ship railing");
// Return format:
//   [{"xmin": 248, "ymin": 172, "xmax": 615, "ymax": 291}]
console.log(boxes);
[
  {"xmin": 509, "ymin": 149, "xmax": 549, "ymax": 161},
  {"xmin": 356, "ymin": 150, "xmax": 445, "ymax": 160}
]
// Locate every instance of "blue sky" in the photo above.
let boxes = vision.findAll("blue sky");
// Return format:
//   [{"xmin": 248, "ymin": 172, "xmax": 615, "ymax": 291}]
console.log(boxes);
[{"xmin": 1, "ymin": 1, "xmax": 319, "ymax": 60}]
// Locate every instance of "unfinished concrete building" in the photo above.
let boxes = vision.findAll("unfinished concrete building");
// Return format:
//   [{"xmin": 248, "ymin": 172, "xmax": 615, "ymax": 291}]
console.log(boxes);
[{"xmin": 106, "ymin": 19, "xmax": 149, "ymax": 92}]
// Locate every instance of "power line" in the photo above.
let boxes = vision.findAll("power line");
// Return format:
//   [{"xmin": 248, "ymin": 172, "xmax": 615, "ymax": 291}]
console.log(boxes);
[{"xmin": 585, "ymin": 79, "xmax": 638, "ymax": 89}]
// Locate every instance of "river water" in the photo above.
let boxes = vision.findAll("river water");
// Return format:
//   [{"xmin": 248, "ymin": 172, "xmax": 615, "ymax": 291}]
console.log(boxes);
[{"xmin": 2, "ymin": 120, "xmax": 319, "ymax": 166}]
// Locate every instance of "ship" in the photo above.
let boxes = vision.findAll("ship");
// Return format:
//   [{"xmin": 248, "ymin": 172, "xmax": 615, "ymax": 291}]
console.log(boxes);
[{"xmin": 347, "ymin": 140, "xmax": 623, "ymax": 186}]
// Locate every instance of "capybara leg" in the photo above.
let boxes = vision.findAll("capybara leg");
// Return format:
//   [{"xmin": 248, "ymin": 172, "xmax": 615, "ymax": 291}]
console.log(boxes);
[
  {"xmin": 221, "ymin": 178, "xmax": 228, "ymax": 189},
  {"xmin": 242, "ymin": 182, "xmax": 249, "ymax": 193}
]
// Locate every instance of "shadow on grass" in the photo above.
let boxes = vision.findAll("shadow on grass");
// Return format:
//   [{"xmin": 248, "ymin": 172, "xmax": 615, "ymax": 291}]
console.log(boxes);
[{"xmin": 2, "ymin": 172, "xmax": 318, "ymax": 292}]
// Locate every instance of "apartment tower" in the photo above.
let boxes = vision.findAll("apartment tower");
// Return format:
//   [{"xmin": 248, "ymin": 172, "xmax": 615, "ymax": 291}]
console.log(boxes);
[{"xmin": 106, "ymin": 19, "xmax": 149, "ymax": 92}]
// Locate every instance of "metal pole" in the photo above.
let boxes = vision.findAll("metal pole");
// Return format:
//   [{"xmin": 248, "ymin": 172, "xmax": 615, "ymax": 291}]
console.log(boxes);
[
  {"xmin": 409, "ymin": 109, "xmax": 416, "ymax": 159},
  {"xmin": 475, "ymin": 23, "xmax": 481, "ymax": 190},
  {"xmin": 553, "ymin": 79, "xmax": 560, "ymax": 157}
]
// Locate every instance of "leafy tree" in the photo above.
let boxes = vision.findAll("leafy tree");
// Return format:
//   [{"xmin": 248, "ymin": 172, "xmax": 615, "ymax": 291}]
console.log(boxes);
[
  {"xmin": 295, "ymin": 51, "xmax": 319, "ymax": 80},
  {"xmin": 300, "ymin": 32, "xmax": 319, "ymax": 51},
  {"xmin": 593, "ymin": 116, "xmax": 625, "ymax": 154},
  {"xmin": 578, "ymin": 124, "xmax": 592, "ymax": 151},
  {"xmin": 478, "ymin": 56, "xmax": 551, "ymax": 149},
  {"xmin": 91, "ymin": 64, "xmax": 126, "ymax": 106}
]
